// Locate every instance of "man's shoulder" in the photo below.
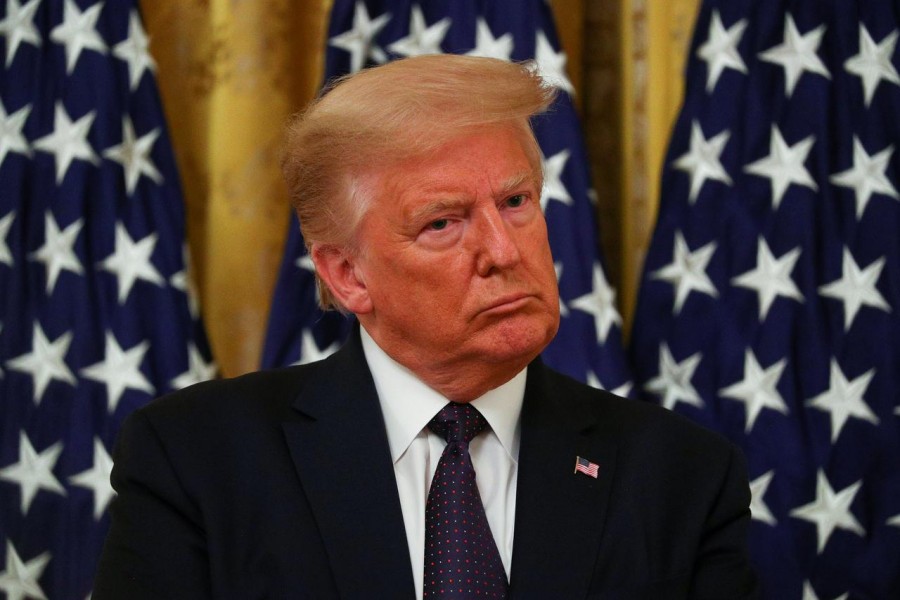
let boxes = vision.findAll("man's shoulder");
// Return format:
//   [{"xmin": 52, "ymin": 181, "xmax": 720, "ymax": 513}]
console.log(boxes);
[
  {"xmin": 135, "ymin": 362, "xmax": 324, "ymax": 428},
  {"xmin": 537, "ymin": 365, "xmax": 736, "ymax": 455}
]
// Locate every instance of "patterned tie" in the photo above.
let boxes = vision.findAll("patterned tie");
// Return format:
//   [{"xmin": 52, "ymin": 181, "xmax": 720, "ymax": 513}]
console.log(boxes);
[{"xmin": 424, "ymin": 402, "xmax": 509, "ymax": 599}]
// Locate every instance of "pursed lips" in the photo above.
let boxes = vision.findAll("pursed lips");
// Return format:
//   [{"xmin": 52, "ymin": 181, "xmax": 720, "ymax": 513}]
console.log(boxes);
[{"xmin": 479, "ymin": 292, "xmax": 535, "ymax": 315}]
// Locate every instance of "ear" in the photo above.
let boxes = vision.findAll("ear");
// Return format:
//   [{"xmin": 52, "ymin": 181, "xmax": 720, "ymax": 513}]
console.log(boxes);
[{"xmin": 310, "ymin": 244, "xmax": 373, "ymax": 314}]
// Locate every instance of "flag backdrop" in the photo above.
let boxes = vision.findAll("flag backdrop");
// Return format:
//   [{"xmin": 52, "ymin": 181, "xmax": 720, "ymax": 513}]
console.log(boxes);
[
  {"xmin": 631, "ymin": 1, "xmax": 900, "ymax": 597},
  {"xmin": 263, "ymin": 0, "xmax": 632, "ymax": 396},
  {"xmin": 0, "ymin": 1, "xmax": 214, "ymax": 597}
]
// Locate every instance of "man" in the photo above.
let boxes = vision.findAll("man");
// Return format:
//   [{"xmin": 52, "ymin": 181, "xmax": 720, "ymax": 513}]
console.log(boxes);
[{"xmin": 94, "ymin": 55, "xmax": 758, "ymax": 599}]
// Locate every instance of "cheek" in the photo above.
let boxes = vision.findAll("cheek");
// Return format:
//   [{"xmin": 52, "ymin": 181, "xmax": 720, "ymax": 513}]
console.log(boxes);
[{"xmin": 523, "ymin": 232, "xmax": 556, "ymax": 280}]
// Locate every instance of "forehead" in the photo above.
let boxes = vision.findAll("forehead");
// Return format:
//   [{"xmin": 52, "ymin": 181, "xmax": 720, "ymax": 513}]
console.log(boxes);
[{"xmin": 371, "ymin": 125, "xmax": 541, "ymax": 203}]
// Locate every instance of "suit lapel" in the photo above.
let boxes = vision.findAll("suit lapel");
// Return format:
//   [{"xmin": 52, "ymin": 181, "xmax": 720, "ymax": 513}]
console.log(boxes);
[
  {"xmin": 509, "ymin": 362, "xmax": 618, "ymax": 598},
  {"xmin": 282, "ymin": 329, "xmax": 415, "ymax": 599}
]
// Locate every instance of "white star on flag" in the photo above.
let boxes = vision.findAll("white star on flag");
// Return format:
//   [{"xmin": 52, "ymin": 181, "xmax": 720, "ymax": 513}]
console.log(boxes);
[
  {"xmin": 28, "ymin": 212, "xmax": 84, "ymax": 295},
  {"xmin": 388, "ymin": 5, "xmax": 450, "ymax": 57},
  {"xmin": 719, "ymin": 349, "xmax": 789, "ymax": 433},
  {"xmin": 98, "ymin": 223, "xmax": 165, "ymax": 304},
  {"xmin": 170, "ymin": 342, "xmax": 217, "ymax": 390},
  {"xmin": 102, "ymin": 116, "xmax": 163, "ymax": 195},
  {"xmin": 749, "ymin": 470, "xmax": 777, "ymax": 526},
  {"xmin": 554, "ymin": 262, "xmax": 568, "ymax": 317},
  {"xmin": 818, "ymin": 247, "xmax": 890, "ymax": 331},
  {"xmin": 0, "ymin": 540, "xmax": 50, "ymax": 600},
  {"xmin": 651, "ymin": 231, "xmax": 718, "ymax": 314},
  {"xmin": 5, "ymin": 322, "xmax": 76, "ymax": 404},
  {"xmin": 292, "ymin": 329, "xmax": 340, "ymax": 366},
  {"xmin": 540, "ymin": 149, "xmax": 572, "ymax": 211},
  {"xmin": 80, "ymin": 331, "xmax": 154, "ymax": 413},
  {"xmin": 0, "ymin": 211, "xmax": 14, "ymax": 266},
  {"xmin": 889, "ymin": 513, "xmax": 900, "ymax": 527},
  {"xmin": 829, "ymin": 137, "xmax": 899, "ymax": 220},
  {"xmin": 743, "ymin": 125, "xmax": 817, "ymax": 209},
  {"xmin": 32, "ymin": 102, "xmax": 99, "ymax": 184},
  {"xmin": 758, "ymin": 14, "xmax": 831, "ymax": 97},
  {"xmin": 569, "ymin": 264, "xmax": 622, "ymax": 344},
  {"xmin": 806, "ymin": 360, "xmax": 878, "ymax": 443},
  {"xmin": 613, "ymin": 381, "xmax": 632, "ymax": 398},
  {"xmin": 730, "ymin": 237, "xmax": 803, "ymax": 321},
  {"xmin": 329, "ymin": 1, "xmax": 391, "ymax": 71},
  {"xmin": 0, "ymin": 432, "xmax": 65, "ymax": 514},
  {"xmin": 49, "ymin": 0, "xmax": 107, "ymax": 74},
  {"xmin": 587, "ymin": 370, "xmax": 632, "ymax": 397},
  {"xmin": 790, "ymin": 470, "xmax": 865, "ymax": 554},
  {"xmin": 696, "ymin": 9, "xmax": 748, "ymax": 93},
  {"xmin": 672, "ymin": 120, "xmax": 732, "ymax": 204},
  {"xmin": 644, "ymin": 343, "xmax": 704, "ymax": 411},
  {"xmin": 170, "ymin": 245, "xmax": 201, "ymax": 319},
  {"xmin": 0, "ymin": 100, "xmax": 32, "ymax": 168},
  {"xmin": 467, "ymin": 18, "xmax": 513, "ymax": 61},
  {"xmin": 0, "ymin": 0, "xmax": 43, "ymax": 67},
  {"xmin": 68, "ymin": 438, "xmax": 116, "ymax": 521},
  {"xmin": 844, "ymin": 25, "xmax": 900, "ymax": 108},
  {"xmin": 112, "ymin": 10, "xmax": 156, "ymax": 90},
  {"xmin": 295, "ymin": 253, "xmax": 315, "ymax": 273},
  {"xmin": 534, "ymin": 30, "xmax": 573, "ymax": 94},
  {"xmin": 802, "ymin": 581, "xmax": 848, "ymax": 600}
]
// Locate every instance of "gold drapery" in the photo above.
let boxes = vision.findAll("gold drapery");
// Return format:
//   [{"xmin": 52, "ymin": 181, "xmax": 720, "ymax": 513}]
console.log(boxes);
[
  {"xmin": 585, "ymin": 0, "xmax": 700, "ymax": 330},
  {"xmin": 142, "ymin": 0, "xmax": 332, "ymax": 375},
  {"xmin": 143, "ymin": 0, "xmax": 699, "ymax": 377}
]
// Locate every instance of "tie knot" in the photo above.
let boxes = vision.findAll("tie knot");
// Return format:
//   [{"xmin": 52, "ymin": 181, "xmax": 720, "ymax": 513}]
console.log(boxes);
[{"xmin": 427, "ymin": 402, "xmax": 488, "ymax": 444}]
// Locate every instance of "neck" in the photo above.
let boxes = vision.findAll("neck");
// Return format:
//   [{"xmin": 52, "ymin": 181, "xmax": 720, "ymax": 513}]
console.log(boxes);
[
  {"xmin": 360, "ymin": 327, "xmax": 534, "ymax": 402},
  {"xmin": 411, "ymin": 360, "xmax": 528, "ymax": 403}
]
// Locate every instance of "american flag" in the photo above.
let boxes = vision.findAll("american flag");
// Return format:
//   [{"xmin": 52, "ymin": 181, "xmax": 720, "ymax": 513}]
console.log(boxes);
[
  {"xmin": 0, "ymin": 1, "xmax": 214, "ymax": 597},
  {"xmin": 630, "ymin": 1, "xmax": 900, "ymax": 597},
  {"xmin": 574, "ymin": 456, "xmax": 599, "ymax": 479},
  {"xmin": 262, "ymin": 0, "xmax": 632, "ymax": 397}
]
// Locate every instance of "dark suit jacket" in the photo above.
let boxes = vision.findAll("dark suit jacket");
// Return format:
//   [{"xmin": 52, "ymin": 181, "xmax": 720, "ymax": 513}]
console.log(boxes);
[{"xmin": 94, "ymin": 329, "xmax": 758, "ymax": 599}]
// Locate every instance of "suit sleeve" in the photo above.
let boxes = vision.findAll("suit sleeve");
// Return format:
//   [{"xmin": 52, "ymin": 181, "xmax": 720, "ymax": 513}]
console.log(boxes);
[
  {"xmin": 689, "ymin": 443, "xmax": 760, "ymax": 599},
  {"xmin": 93, "ymin": 409, "xmax": 212, "ymax": 599}
]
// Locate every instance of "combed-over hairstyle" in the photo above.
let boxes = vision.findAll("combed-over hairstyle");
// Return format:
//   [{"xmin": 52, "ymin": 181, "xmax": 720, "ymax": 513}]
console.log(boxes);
[{"xmin": 281, "ymin": 54, "xmax": 557, "ymax": 310}]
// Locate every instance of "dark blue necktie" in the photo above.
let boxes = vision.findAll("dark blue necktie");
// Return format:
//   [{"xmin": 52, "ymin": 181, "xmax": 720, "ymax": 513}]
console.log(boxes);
[{"xmin": 424, "ymin": 402, "xmax": 509, "ymax": 599}]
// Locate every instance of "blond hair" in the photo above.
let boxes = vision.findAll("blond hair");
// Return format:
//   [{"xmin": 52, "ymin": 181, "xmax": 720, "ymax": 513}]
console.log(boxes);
[{"xmin": 281, "ymin": 54, "xmax": 557, "ymax": 309}]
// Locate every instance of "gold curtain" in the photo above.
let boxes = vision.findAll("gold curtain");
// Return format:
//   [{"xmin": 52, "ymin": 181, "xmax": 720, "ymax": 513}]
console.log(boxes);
[
  {"xmin": 142, "ymin": 0, "xmax": 700, "ymax": 377},
  {"xmin": 584, "ymin": 0, "xmax": 700, "ymax": 332},
  {"xmin": 142, "ymin": 0, "xmax": 332, "ymax": 376}
]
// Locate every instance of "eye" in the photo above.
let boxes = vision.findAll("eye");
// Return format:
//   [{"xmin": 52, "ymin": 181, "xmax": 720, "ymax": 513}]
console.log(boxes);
[
  {"xmin": 506, "ymin": 194, "xmax": 526, "ymax": 208},
  {"xmin": 429, "ymin": 219, "xmax": 449, "ymax": 231}
]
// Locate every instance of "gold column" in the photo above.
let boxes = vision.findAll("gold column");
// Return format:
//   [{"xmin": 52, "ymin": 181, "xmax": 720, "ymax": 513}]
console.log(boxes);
[
  {"xmin": 144, "ymin": 0, "xmax": 332, "ymax": 376},
  {"xmin": 585, "ymin": 0, "xmax": 699, "ymax": 334},
  {"xmin": 553, "ymin": 0, "xmax": 586, "ymax": 100}
]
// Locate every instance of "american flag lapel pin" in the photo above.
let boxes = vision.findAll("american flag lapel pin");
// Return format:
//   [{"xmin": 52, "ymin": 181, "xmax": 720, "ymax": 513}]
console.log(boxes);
[{"xmin": 574, "ymin": 456, "xmax": 599, "ymax": 479}]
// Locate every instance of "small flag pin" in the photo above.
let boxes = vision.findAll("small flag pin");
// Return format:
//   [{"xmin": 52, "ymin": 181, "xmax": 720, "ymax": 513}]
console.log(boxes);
[{"xmin": 574, "ymin": 456, "xmax": 599, "ymax": 479}]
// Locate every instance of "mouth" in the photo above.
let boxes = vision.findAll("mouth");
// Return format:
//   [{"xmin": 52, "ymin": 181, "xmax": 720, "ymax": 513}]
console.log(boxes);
[{"xmin": 481, "ymin": 293, "xmax": 534, "ymax": 315}]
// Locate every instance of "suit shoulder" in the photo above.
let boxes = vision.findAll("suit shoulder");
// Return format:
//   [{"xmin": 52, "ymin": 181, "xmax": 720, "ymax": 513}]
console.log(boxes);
[
  {"xmin": 540, "ymin": 367, "xmax": 736, "ymax": 455},
  {"xmin": 136, "ymin": 364, "xmax": 316, "ymax": 425}
]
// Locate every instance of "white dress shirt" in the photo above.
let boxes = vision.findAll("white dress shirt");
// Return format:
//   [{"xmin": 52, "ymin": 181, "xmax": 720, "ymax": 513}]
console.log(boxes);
[{"xmin": 360, "ymin": 328, "xmax": 524, "ymax": 600}]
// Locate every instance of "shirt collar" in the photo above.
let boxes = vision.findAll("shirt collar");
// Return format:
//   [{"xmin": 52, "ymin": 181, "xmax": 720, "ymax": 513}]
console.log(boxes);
[{"xmin": 360, "ymin": 327, "xmax": 525, "ymax": 464}]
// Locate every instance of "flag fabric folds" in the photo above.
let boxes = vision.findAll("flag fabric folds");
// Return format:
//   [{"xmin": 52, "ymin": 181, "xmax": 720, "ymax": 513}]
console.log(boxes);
[
  {"xmin": 263, "ymin": 0, "xmax": 632, "ymax": 397},
  {"xmin": 0, "ymin": 1, "xmax": 214, "ymax": 597},
  {"xmin": 631, "ymin": 1, "xmax": 900, "ymax": 597}
]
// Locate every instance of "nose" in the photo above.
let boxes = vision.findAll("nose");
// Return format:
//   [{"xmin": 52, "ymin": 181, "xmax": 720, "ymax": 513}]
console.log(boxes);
[{"xmin": 474, "ymin": 208, "xmax": 521, "ymax": 276}]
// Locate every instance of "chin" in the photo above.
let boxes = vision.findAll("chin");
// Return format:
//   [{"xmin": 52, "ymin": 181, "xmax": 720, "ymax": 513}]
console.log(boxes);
[{"xmin": 477, "ymin": 313, "xmax": 558, "ymax": 365}]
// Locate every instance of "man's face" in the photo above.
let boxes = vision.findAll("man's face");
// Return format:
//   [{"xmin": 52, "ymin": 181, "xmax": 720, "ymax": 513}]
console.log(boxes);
[{"xmin": 349, "ymin": 124, "xmax": 560, "ymax": 385}]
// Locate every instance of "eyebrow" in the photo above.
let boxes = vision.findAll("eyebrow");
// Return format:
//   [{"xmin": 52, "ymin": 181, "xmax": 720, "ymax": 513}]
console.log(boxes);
[
  {"xmin": 404, "ymin": 170, "xmax": 538, "ymax": 224},
  {"xmin": 499, "ymin": 172, "xmax": 534, "ymax": 194}
]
